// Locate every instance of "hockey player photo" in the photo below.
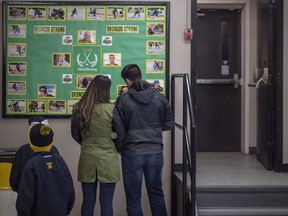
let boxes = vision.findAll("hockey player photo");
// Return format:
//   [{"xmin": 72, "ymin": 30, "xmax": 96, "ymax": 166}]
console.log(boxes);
[
  {"xmin": 8, "ymin": 7, "xmax": 27, "ymax": 20},
  {"xmin": 147, "ymin": 23, "xmax": 165, "ymax": 36},
  {"xmin": 107, "ymin": 6, "xmax": 125, "ymax": 20},
  {"xmin": 8, "ymin": 43, "xmax": 26, "ymax": 57},
  {"xmin": 8, "ymin": 62, "xmax": 26, "ymax": 75},
  {"xmin": 127, "ymin": 6, "xmax": 145, "ymax": 20},
  {"xmin": 147, "ymin": 7, "xmax": 165, "ymax": 20},
  {"xmin": 67, "ymin": 7, "xmax": 85, "ymax": 21},
  {"xmin": 28, "ymin": 100, "xmax": 46, "ymax": 113},
  {"xmin": 146, "ymin": 59, "xmax": 165, "ymax": 73},
  {"xmin": 8, "ymin": 81, "xmax": 26, "ymax": 95},
  {"xmin": 8, "ymin": 24, "xmax": 26, "ymax": 38},
  {"xmin": 87, "ymin": 7, "xmax": 105, "ymax": 20},
  {"xmin": 48, "ymin": 7, "xmax": 66, "ymax": 20},
  {"xmin": 48, "ymin": 100, "xmax": 66, "ymax": 113},
  {"xmin": 28, "ymin": 7, "xmax": 46, "ymax": 20},
  {"xmin": 7, "ymin": 99, "xmax": 26, "ymax": 113}
]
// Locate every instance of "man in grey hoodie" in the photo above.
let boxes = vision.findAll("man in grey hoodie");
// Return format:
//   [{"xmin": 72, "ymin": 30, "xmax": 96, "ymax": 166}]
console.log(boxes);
[{"xmin": 113, "ymin": 64, "xmax": 174, "ymax": 216}]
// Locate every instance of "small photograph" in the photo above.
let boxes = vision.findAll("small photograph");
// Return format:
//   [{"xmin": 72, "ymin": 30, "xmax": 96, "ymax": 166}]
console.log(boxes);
[
  {"xmin": 127, "ymin": 6, "xmax": 145, "ymax": 20},
  {"xmin": 28, "ymin": 7, "xmax": 46, "ymax": 20},
  {"xmin": 48, "ymin": 100, "xmax": 66, "ymax": 113},
  {"xmin": 146, "ymin": 41, "xmax": 165, "ymax": 54},
  {"xmin": 8, "ymin": 43, "xmax": 26, "ymax": 57},
  {"xmin": 7, "ymin": 99, "xmax": 26, "ymax": 113},
  {"xmin": 38, "ymin": 85, "xmax": 56, "ymax": 98},
  {"xmin": 8, "ymin": 81, "xmax": 26, "ymax": 95},
  {"xmin": 8, "ymin": 7, "xmax": 27, "ymax": 20},
  {"xmin": 77, "ymin": 75, "xmax": 95, "ymax": 89},
  {"xmin": 147, "ymin": 79, "xmax": 164, "ymax": 93},
  {"xmin": 87, "ymin": 6, "xmax": 105, "ymax": 20},
  {"xmin": 53, "ymin": 53, "xmax": 71, "ymax": 67},
  {"xmin": 8, "ymin": 24, "xmax": 26, "ymax": 38},
  {"xmin": 48, "ymin": 7, "xmax": 66, "ymax": 20},
  {"xmin": 68, "ymin": 100, "xmax": 79, "ymax": 114},
  {"xmin": 62, "ymin": 74, "xmax": 73, "ymax": 84},
  {"xmin": 103, "ymin": 53, "xmax": 121, "ymax": 67},
  {"xmin": 28, "ymin": 100, "xmax": 46, "ymax": 113},
  {"xmin": 147, "ymin": 7, "xmax": 165, "ymax": 20},
  {"xmin": 8, "ymin": 62, "xmax": 26, "ymax": 75},
  {"xmin": 78, "ymin": 30, "xmax": 96, "ymax": 44},
  {"xmin": 67, "ymin": 7, "xmax": 85, "ymax": 20},
  {"xmin": 147, "ymin": 22, "xmax": 165, "ymax": 36},
  {"xmin": 117, "ymin": 85, "xmax": 129, "ymax": 96},
  {"xmin": 102, "ymin": 36, "xmax": 112, "ymax": 46},
  {"xmin": 146, "ymin": 59, "xmax": 165, "ymax": 73},
  {"xmin": 107, "ymin": 6, "xmax": 125, "ymax": 20},
  {"xmin": 62, "ymin": 35, "xmax": 73, "ymax": 45}
]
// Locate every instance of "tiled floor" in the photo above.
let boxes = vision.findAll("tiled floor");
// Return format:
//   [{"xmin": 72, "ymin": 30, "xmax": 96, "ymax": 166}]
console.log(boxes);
[{"xmin": 196, "ymin": 152, "xmax": 288, "ymax": 186}]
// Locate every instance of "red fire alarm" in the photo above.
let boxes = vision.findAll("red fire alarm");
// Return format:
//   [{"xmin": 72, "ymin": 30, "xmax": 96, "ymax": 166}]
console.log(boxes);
[{"xmin": 184, "ymin": 28, "xmax": 193, "ymax": 40}]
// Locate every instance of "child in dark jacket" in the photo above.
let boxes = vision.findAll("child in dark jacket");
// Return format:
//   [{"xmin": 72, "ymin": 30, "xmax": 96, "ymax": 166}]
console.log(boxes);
[
  {"xmin": 9, "ymin": 115, "xmax": 59, "ymax": 192},
  {"xmin": 16, "ymin": 122, "xmax": 75, "ymax": 216}
]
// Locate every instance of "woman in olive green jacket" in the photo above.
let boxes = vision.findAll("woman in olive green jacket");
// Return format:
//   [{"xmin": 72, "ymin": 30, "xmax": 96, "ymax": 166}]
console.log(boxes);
[{"xmin": 71, "ymin": 75, "xmax": 120, "ymax": 216}]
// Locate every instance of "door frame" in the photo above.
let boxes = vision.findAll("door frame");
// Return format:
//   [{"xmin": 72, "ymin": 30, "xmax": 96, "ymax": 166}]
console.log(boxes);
[
  {"xmin": 195, "ymin": 1, "xmax": 253, "ymax": 154},
  {"xmin": 273, "ymin": 0, "xmax": 286, "ymax": 171},
  {"xmin": 195, "ymin": 0, "xmax": 287, "ymax": 171}
]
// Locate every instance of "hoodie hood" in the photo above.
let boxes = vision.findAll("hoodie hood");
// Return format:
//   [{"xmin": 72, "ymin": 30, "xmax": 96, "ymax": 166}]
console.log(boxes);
[{"xmin": 128, "ymin": 80, "xmax": 154, "ymax": 105}]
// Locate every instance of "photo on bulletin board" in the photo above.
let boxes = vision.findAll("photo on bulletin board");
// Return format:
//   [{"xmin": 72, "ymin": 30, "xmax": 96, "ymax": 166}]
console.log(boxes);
[
  {"xmin": 146, "ymin": 59, "xmax": 165, "ymax": 73},
  {"xmin": 77, "ymin": 75, "xmax": 95, "ymax": 89},
  {"xmin": 147, "ymin": 79, "xmax": 164, "ymax": 93},
  {"xmin": 87, "ymin": 6, "xmax": 105, "ymax": 20},
  {"xmin": 8, "ymin": 62, "xmax": 26, "ymax": 76},
  {"xmin": 28, "ymin": 7, "xmax": 47, "ymax": 20},
  {"xmin": 8, "ymin": 24, "xmax": 27, "ymax": 38},
  {"xmin": 7, "ymin": 99, "xmax": 26, "ymax": 113},
  {"xmin": 48, "ymin": 100, "xmax": 66, "ymax": 114},
  {"xmin": 126, "ymin": 6, "xmax": 145, "ymax": 20},
  {"xmin": 68, "ymin": 100, "xmax": 79, "ymax": 114},
  {"xmin": 67, "ymin": 6, "xmax": 86, "ymax": 21},
  {"xmin": 28, "ymin": 100, "xmax": 46, "ymax": 113},
  {"xmin": 2, "ymin": 1, "xmax": 170, "ymax": 118}
]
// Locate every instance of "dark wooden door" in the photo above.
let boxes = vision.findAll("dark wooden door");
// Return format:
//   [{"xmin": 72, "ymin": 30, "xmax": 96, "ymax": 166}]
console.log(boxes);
[
  {"xmin": 256, "ymin": 0, "xmax": 275, "ymax": 170},
  {"xmin": 196, "ymin": 9, "xmax": 241, "ymax": 152}
]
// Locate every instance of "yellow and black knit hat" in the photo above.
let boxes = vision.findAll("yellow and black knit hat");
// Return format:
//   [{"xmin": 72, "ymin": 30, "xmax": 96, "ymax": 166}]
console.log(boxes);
[{"xmin": 29, "ymin": 123, "xmax": 54, "ymax": 152}]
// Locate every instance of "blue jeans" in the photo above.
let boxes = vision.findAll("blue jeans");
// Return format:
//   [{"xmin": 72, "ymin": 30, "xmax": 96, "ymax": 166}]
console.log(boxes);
[
  {"xmin": 122, "ymin": 153, "xmax": 167, "ymax": 216},
  {"xmin": 81, "ymin": 182, "xmax": 116, "ymax": 216}
]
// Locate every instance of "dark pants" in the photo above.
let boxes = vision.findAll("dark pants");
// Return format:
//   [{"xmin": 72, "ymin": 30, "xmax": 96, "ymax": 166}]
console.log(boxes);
[
  {"xmin": 81, "ymin": 182, "xmax": 116, "ymax": 216},
  {"xmin": 122, "ymin": 153, "xmax": 167, "ymax": 216}
]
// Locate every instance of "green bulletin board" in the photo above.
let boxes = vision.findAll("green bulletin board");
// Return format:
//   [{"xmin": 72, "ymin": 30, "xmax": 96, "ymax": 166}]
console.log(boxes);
[{"xmin": 2, "ymin": 1, "xmax": 170, "ymax": 118}]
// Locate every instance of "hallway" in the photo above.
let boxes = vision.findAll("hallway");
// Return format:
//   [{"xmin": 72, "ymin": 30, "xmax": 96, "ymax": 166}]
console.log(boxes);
[{"xmin": 196, "ymin": 152, "xmax": 288, "ymax": 187}]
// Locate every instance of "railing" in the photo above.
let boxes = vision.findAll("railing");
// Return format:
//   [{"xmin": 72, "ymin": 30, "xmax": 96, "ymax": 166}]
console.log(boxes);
[{"xmin": 171, "ymin": 73, "xmax": 196, "ymax": 216}]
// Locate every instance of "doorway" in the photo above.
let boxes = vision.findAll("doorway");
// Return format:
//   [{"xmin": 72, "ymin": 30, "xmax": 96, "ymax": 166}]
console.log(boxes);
[{"xmin": 196, "ymin": 9, "xmax": 241, "ymax": 152}]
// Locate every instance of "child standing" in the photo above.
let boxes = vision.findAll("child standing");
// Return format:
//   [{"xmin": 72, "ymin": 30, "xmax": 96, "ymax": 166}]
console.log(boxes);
[
  {"xmin": 16, "ymin": 123, "xmax": 75, "ymax": 216},
  {"xmin": 9, "ymin": 115, "xmax": 59, "ymax": 192}
]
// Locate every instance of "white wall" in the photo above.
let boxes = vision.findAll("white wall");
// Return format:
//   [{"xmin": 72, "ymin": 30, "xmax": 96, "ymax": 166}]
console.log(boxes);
[
  {"xmin": 241, "ymin": 0, "xmax": 258, "ymax": 153},
  {"xmin": 0, "ymin": 0, "xmax": 191, "ymax": 215}
]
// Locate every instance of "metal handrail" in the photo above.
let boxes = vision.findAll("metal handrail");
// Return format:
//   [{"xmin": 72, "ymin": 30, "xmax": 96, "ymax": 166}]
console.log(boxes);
[{"xmin": 171, "ymin": 73, "xmax": 196, "ymax": 216}]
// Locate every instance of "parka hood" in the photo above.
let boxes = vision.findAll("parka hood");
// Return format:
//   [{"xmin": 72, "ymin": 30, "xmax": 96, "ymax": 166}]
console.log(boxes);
[{"xmin": 128, "ymin": 80, "xmax": 154, "ymax": 105}]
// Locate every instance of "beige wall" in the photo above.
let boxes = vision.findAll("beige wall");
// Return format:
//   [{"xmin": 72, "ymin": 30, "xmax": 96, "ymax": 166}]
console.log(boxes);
[
  {"xmin": 0, "ymin": 0, "xmax": 190, "ymax": 215},
  {"xmin": 3, "ymin": 0, "xmax": 285, "ymax": 215}
]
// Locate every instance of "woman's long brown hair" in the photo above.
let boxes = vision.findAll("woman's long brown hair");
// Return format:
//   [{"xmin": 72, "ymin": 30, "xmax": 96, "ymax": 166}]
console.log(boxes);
[{"xmin": 72, "ymin": 75, "xmax": 111, "ymax": 134}]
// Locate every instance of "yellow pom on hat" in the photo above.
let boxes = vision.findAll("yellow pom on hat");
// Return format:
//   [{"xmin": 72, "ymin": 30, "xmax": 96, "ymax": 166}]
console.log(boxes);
[{"xmin": 29, "ymin": 124, "xmax": 54, "ymax": 152}]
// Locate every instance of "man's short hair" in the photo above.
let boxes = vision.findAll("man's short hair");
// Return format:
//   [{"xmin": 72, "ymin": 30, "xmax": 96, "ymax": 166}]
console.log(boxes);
[
  {"xmin": 121, "ymin": 64, "xmax": 142, "ymax": 82},
  {"xmin": 39, "ymin": 86, "xmax": 47, "ymax": 91}
]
